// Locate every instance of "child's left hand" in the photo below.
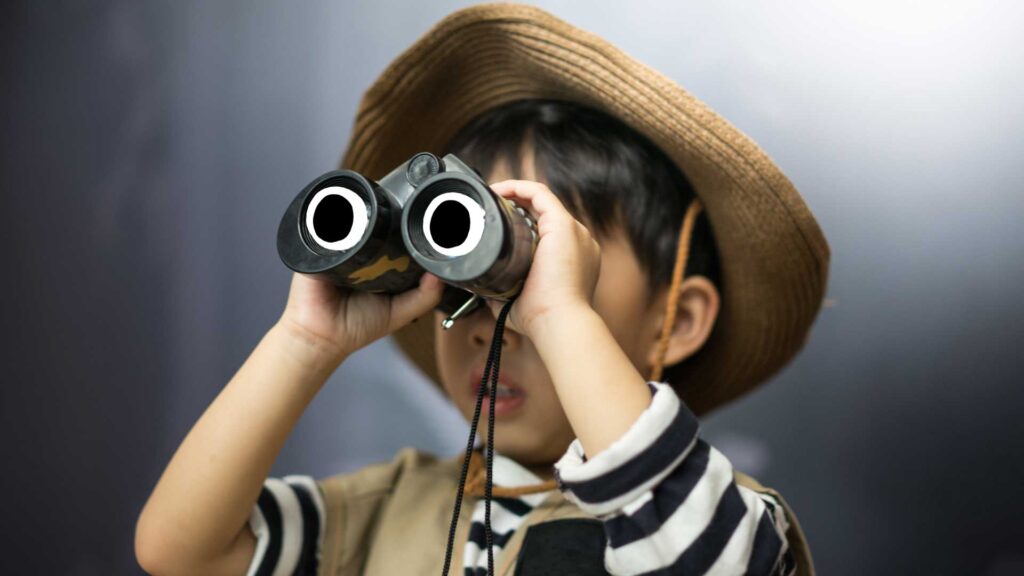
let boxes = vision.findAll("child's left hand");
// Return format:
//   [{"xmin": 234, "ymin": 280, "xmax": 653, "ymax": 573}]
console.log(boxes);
[{"xmin": 484, "ymin": 179, "xmax": 602, "ymax": 336}]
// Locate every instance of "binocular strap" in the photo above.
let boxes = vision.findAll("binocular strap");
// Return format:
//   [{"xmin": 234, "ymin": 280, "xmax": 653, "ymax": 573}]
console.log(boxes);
[{"xmin": 441, "ymin": 296, "xmax": 518, "ymax": 576}]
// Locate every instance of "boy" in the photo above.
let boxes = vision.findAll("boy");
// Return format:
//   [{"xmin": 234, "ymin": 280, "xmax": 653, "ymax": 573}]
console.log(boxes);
[{"xmin": 135, "ymin": 4, "xmax": 828, "ymax": 575}]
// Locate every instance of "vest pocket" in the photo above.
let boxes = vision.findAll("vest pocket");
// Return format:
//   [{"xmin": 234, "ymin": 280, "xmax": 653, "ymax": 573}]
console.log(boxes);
[{"xmin": 514, "ymin": 518, "xmax": 610, "ymax": 575}]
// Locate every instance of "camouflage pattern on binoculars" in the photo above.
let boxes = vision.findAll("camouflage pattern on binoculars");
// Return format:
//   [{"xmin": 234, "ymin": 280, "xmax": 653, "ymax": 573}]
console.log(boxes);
[{"xmin": 277, "ymin": 152, "xmax": 539, "ymax": 327}]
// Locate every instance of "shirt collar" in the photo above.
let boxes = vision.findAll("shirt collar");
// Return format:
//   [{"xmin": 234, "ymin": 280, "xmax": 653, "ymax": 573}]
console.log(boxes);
[{"xmin": 476, "ymin": 447, "xmax": 545, "ymax": 488}]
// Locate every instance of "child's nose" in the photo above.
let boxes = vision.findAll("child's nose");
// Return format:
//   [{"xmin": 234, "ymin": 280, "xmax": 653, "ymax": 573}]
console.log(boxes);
[{"xmin": 469, "ymin": 306, "xmax": 520, "ymax": 350}]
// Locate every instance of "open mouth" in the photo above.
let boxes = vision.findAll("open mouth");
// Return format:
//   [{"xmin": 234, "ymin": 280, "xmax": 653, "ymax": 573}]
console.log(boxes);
[
  {"xmin": 470, "ymin": 368, "xmax": 526, "ymax": 416},
  {"xmin": 474, "ymin": 380, "xmax": 523, "ymax": 398}
]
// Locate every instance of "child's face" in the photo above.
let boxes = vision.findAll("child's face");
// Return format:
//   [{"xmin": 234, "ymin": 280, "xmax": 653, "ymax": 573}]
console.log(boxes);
[{"xmin": 432, "ymin": 151, "xmax": 668, "ymax": 477}]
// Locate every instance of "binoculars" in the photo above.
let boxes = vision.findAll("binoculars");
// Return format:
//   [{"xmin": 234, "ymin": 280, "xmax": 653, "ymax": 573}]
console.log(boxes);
[{"xmin": 277, "ymin": 152, "xmax": 538, "ymax": 329}]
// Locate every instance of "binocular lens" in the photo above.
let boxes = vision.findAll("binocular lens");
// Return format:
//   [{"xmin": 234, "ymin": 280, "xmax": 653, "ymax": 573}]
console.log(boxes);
[
  {"xmin": 422, "ymin": 192, "xmax": 486, "ymax": 258},
  {"xmin": 304, "ymin": 186, "xmax": 369, "ymax": 252},
  {"xmin": 279, "ymin": 153, "xmax": 533, "ymax": 319}
]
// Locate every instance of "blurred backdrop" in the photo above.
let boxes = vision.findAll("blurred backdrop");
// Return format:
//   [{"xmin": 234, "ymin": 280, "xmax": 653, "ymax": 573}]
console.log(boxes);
[{"xmin": 3, "ymin": 1, "xmax": 1023, "ymax": 574}]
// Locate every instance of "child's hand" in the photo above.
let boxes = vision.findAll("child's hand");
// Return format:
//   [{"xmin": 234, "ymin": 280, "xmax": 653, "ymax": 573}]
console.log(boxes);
[
  {"xmin": 278, "ymin": 270, "xmax": 445, "ymax": 362},
  {"xmin": 484, "ymin": 179, "xmax": 602, "ymax": 335}
]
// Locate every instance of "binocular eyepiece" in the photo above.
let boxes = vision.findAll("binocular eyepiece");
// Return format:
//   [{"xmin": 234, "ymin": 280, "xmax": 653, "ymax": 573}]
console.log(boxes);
[{"xmin": 277, "ymin": 152, "xmax": 538, "ymax": 328}]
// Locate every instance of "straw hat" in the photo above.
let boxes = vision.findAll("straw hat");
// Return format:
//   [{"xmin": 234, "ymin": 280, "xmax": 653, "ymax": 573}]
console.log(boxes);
[{"xmin": 338, "ymin": 2, "xmax": 830, "ymax": 418}]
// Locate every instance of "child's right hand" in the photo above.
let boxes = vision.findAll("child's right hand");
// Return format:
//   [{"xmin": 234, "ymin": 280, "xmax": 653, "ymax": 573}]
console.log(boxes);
[
  {"xmin": 278, "ymin": 271, "xmax": 445, "ymax": 363},
  {"xmin": 137, "ymin": 270, "xmax": 445, "ymax": 576}
]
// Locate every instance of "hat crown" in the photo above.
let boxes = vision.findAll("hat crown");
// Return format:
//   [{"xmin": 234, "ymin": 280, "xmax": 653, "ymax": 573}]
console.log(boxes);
[{"xmin": 345, "ymin": 2, "xmax": 830, "ymax": 416}]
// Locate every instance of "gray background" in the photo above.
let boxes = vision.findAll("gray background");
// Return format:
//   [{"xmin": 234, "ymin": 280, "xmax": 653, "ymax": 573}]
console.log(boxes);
[{"xmin": 3, "ymin": 1, "xmax": 1023, "ymax": 574}]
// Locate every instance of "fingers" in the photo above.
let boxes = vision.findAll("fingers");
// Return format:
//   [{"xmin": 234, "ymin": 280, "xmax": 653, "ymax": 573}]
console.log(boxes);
[
  {"xmin": 389, "ymin": 273, "xmax": 444, "ymax": 328},
  {"xmin": 490, "ymin": 179, "xmax": 556, "ymax": 215},
  {"xmin": 489, "ymin": 179, "xmax": 571, "ymax": 232}
]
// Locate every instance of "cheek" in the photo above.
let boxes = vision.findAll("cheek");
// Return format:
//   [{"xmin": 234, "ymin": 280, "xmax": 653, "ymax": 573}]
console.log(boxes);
[
  {"xmin": 433, "ymin": 312, "xmax": 480, "ymax": 402},
  {"xmin": 592, "ymin": 279, "xmax": 631, "ymax": 338},
  {"xmin": 592, "ymin": 277, "xmax": 648, "ymax": 368},
  {"xmin": 433, "ymin": 312, "xmax": 459, "ymax": 394}
]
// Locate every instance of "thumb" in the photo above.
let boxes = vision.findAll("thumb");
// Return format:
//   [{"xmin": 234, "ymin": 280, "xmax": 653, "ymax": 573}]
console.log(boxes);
[
  {"xmin": 486, "ymin": 298, "xmax": 501, "ymax": 319},
  {"xmin": 389, "ymin": 272, "xmax": 444, "ymax": 328}
]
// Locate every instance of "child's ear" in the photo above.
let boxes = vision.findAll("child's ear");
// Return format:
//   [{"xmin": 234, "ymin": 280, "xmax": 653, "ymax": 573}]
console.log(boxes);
[{"xmin": 644, "ymin": 275, "xmax": 721, "ymax": 375}]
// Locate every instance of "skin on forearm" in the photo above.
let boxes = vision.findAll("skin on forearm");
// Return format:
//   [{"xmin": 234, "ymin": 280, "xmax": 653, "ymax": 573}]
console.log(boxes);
[
  {"xmin": 529, "ymin": 305, "xmax": 653, "ymax": 459},
  {"xmin": 136, "ymin": 321, "xmax": 344, "ymax": 571}
]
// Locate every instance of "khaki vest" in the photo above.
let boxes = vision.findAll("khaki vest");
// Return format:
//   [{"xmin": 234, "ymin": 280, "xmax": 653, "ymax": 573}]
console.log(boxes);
[{"xmin": 317, "ymin": 447, "xmax": 815, "ymax": 575}]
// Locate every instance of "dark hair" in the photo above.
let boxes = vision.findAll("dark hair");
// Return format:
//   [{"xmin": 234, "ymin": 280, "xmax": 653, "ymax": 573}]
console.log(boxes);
[{"xmin": 444, "ymin": 99, "xmax": 722, "ymax": 307}]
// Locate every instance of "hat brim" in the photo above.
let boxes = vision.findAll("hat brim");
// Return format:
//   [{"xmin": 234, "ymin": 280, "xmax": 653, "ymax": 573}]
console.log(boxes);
[{"xmin": 339, "ymin": 3, "xmax": 830, "ymax": 417}]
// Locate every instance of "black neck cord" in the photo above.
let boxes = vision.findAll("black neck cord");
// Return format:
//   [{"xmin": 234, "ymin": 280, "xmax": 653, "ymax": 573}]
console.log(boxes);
[{"xmin": 440, "ymin": 296, "xmax": 516, "ymax": 576}]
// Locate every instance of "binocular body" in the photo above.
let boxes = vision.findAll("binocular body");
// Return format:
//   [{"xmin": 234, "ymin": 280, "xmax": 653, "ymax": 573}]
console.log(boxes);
[{"xmin": 277, "ymin": 152, "xmax": 538, "ymax": 311}]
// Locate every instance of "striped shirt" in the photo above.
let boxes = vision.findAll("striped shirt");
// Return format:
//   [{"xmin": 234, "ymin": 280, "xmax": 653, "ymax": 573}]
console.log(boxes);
[
  {"xmin": 246, "ymin": 475, "xmax": 324, "ymax": 576},
  {"xmin": 552, "ymin": 381, "xmax": 795, "ymax": 575},
  {"xmin": 461, "ymin": 452, "xmax": 554, "ymax": 576},
  {"xmin": 246, "ymin": 380, "xmax": 796, "ymax": 575}
]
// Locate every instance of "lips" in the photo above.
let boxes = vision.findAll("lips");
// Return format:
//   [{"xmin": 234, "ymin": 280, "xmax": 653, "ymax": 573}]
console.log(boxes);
[{"xmin": 470, "ymin": 365, "xmax": 525, "ymax": 398}]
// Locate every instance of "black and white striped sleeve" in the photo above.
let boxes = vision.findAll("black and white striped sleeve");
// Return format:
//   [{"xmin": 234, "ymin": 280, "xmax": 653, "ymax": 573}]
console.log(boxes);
[
  {"xmin": 245, "ymin": 474, "xmax": 326, "ymax": 576},
  {"xmin": 552, "ymin": 381, "xmax": 796, "ymax": 576}
]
